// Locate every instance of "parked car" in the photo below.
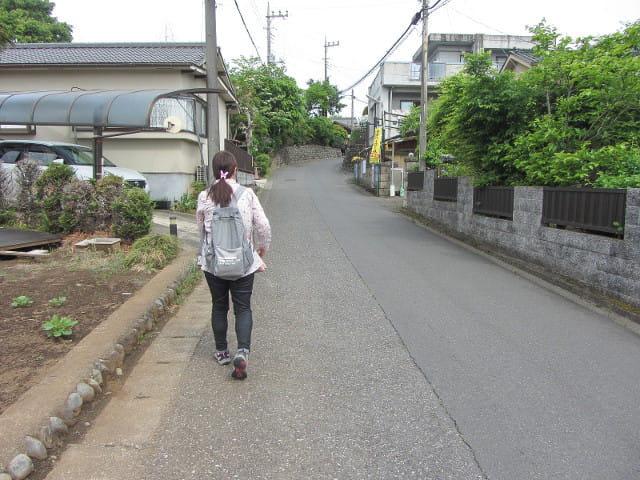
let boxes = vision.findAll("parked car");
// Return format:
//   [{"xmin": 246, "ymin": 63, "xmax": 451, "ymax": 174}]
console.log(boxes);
[{"xmin": 0, "ymin": 140, "xmax": 149, "ymax": 196}]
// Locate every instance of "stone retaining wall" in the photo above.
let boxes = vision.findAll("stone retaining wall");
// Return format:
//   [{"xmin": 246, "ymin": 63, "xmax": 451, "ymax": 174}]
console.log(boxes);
[
  {"xmin": 271, "ymin": 145, "xmax": 341, "ymax": 168},
  {"xmin": 406, "ymin": 171, "xmax": 640, "ymax": 310}
]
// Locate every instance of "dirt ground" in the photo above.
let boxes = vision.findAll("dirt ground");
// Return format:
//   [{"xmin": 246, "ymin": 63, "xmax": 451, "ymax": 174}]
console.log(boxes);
[{"xmin": 0, "ymin": 233, "xmax": 156, "ymax": 415}]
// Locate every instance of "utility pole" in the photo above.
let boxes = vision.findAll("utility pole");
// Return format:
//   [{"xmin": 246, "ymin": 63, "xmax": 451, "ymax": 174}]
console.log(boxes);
[
  {"xmin": 351, "ymin": 89, "xmax": 355, "ymax": 132},
  {"xmin": 419, "ymin": 0, "xmax": 429, "ymax": 171},
  {"xmin": 266, "ymin": 2, "xmax": 288, "ymax": 64},
  {"xmin": 205, "ymin": 0, "xmax": 220, "ymax": 182},
  {"xmin": 324, "ymin": 36, "xmax": 339, "ymax": 81}
]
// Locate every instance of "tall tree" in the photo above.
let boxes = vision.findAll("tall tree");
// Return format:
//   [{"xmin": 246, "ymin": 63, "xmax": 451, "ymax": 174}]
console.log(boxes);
[
  {"xmin": 304, "ymin": 79, "xmax": 345, "ymax": 117},
  {"xmin": 229, "ymin": 56, "xmax": 307, "ymax": 155},
  {"xmin": 0, "ymin": 0, "xmax": 72, "ymax": 43}
]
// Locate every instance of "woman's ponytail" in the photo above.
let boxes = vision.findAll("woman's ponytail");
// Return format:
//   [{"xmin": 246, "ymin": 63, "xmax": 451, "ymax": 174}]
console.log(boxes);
[{"xmin": 207, "ymin": 150, "xmax": 238, "ymax": 207}]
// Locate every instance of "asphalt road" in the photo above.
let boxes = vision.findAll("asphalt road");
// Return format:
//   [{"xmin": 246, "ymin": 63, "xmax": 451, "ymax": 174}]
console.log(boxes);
[
  {"xmin": 299, "ymin": 159, "xmax": 640, "ymax": 479},
  {"xmin": 63, "ymin": 158, "xmax": 640, "ymax": 479}
]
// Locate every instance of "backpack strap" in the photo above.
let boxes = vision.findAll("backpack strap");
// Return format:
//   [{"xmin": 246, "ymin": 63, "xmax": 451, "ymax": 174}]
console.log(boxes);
[{"xmin": 230, "ymin": 185, "xmax": 246, "ymax": 208}]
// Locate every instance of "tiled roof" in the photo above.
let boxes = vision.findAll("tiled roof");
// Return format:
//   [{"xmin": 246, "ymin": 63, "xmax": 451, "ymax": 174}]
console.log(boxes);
[
  {"xmin": 509, "ymin": 49, "xmax": 538, "ymax": 65},
  {"xmin": 0, "ymin": 43, "xmax": 206, "ymax": 67}
]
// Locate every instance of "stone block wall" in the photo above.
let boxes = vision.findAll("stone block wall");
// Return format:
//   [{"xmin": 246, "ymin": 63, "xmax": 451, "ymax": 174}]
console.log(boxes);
[
  {"xmin": 271, "ymin": 145, "xmax": 341, "ymax": 168},
  {"xmin": 407, "ymin": 173, "xmax": 640, "ymax": 309}
]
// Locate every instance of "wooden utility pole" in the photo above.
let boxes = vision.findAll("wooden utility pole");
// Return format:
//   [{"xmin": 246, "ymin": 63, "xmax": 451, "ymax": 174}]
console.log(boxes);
[
  {"xmin": 205, "ymin": 0, "xmax": 220, "ymax": 182},
  {"xmin": 266, "ymin": 2, "xmax": 288, "ymax": 64},
  {"xmin": 419, "ymin": 0, "xmax": 429, "ymax": 171},
  {"xmin": 324, "ymin": 37, "xmax": 339, "ymax": 81},
  {"xmin": 351, "ymin": 89, "xmax": 355, "ymax": 132}
]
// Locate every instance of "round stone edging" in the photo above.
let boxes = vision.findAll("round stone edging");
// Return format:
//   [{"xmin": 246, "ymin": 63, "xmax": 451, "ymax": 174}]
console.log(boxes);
[{"xmin": 0, "ymin": 254, "xmax": 199, "ymax": 480}]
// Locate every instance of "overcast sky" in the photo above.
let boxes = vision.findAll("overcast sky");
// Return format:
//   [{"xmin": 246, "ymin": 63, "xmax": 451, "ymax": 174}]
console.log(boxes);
[{"xmin": 51, "ymin": 0, "xmax": 640, "ymax": 115}]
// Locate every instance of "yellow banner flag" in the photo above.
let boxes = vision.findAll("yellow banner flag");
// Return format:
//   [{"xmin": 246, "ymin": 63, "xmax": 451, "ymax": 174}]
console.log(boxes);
[{"xmin": 370, "ymin": 127, "xmax": 382, "ymax": 163}]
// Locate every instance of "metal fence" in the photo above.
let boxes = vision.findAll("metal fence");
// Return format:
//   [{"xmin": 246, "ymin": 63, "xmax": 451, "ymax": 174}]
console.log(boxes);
[
  {"xmin": 473, "ymin": 186, "xmax": 514, "ymax": 220},
  {"xmin": 224, "ymin": 139, "xmax": 253, "ymax": 173},
  {"xmin": 434, "ymin": 177, "xmax": 458, "ymax": 202},
  {"xmin": 407, "ymin": 171, "xmax": 424, "ymax": 191},
  {"xmin": 542, "ymin": 187, "xmax": 627, "ymax": 235}
]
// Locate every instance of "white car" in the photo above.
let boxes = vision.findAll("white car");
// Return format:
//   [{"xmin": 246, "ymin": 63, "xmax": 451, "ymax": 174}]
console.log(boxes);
[{"xmin": 0, "ymin": 140, "xmax": 149, "ymax": 196}]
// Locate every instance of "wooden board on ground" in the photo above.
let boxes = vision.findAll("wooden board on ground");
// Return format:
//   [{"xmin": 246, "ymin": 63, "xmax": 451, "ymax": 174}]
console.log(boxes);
[{"xmin": 0, "ymin": 227, "xmax": 62, "ymax": 250}]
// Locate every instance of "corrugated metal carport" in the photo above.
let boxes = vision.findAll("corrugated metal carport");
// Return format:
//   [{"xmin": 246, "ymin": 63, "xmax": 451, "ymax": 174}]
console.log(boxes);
[{"xmin": 0, "ymin": 88, "xmax": 221, "ymax": 178}]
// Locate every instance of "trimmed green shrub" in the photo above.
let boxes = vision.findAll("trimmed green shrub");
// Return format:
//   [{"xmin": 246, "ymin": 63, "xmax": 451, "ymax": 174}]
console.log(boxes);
[
  {"xmin": 111, "ymin": 186, "xmax": 153, "ymax": 242},
  {"xmin": 35, "ymin": 163, "xmax": 76, "ymax": 233},
  {"xmin": 14, "ymin": 159, "xmax": 42, "ymax": 227},
  {"xmin": 255, "ymin": 153, "xmax": 271, "ymax": 177}
]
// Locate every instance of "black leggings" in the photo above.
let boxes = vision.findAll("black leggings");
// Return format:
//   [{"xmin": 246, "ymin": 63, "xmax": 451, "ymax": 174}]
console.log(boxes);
[{"xmin": 204, "ymin": 271, "xmax": 254, "ymax": 352}]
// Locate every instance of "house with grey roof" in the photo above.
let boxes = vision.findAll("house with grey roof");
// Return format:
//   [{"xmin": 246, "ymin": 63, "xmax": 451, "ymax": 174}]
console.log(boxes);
[
  {"xmin": 366, "ymin": 33, "xmax": 535, "ymax": 150},
  {"xmin": 500, "ymin": 49, "xmax": 539, "ymax": 74},
  {"xmin": 0, "ymin": 42, "xmax": 240, "ymax": 203}
]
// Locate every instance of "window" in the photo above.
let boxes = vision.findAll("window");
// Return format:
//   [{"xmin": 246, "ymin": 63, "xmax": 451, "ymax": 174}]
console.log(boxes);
[
  {"xmin": 148, "ymin": 96, "xmax": 207, "ymax": 136},
  {"xmin": 400, "ymin": 100, "xmax": 418, "ymax": 112},
  {"xmin": 24, "ymin": 145, "xmax": 58, "ymax": 165},
  {"xmin": 0, "ymin": 124, "xmax": 35, "ymax": 135},
  {"xmin": 410, "ymin": 63, "xmax": 421, "ymax": 80},
  {"xmin": 0, "ymin": 144, "xmax": 23, "ymax": 163}
]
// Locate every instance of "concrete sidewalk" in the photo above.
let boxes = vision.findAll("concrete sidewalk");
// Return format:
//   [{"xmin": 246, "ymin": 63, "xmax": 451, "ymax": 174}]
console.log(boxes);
[
  {"xmin": 42, "ymin": 280, "xmax": 211, "ymax": 479},
  {"xmin": 40, "ymin": 171, "xmax": 484, "ymax": 479}
]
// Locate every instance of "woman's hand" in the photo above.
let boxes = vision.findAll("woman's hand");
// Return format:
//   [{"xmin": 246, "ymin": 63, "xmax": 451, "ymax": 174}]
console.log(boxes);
[{"xmin": 256, "ymin": 247, "xmax": 266, "ymax": 258}]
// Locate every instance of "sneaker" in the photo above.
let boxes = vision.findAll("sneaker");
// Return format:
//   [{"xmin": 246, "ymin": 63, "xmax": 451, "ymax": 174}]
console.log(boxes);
[
  {"xmin": 232, "ymin": 349, "xmax": 249, "ymax": 380},
  {"xmin": 214, "ymin": 350, "xmax": 231, "ymax": 366}
]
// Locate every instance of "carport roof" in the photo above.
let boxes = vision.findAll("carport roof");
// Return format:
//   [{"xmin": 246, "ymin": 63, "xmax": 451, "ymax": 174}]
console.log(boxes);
[{"xmin": 0, "ymin": 88, "xmax": 222, "ymax": 129}]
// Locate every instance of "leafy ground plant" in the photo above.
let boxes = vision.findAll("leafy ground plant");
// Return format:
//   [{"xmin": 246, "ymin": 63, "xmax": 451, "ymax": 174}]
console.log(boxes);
[
  {"xmin": 12, "ymin": 296, "xmax": 33, "ymax": 307},
  {"xmin": 43, "ymin": 314, "xmax": 78, "ymax": 338},
  {"xmin": 49, "ymin": 296, "xmax": 67, "ymax": 307}
]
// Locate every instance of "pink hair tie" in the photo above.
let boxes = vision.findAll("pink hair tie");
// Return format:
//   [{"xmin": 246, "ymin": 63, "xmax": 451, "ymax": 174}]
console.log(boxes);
[{"xmin": 220, "ymin": 171, "xmax": 227, "ymax": 180}]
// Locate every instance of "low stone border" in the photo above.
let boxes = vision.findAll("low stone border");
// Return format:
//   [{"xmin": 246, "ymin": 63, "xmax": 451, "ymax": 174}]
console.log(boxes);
[{"xmin": 0, "ymin": 255, "xmax": 200, "ymax": 480}]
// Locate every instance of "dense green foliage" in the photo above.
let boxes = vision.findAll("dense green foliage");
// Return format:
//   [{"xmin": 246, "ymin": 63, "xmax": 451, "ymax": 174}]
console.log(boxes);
[
  {"xmin": 305, "ymin": 79, "xmax": 345, "ymax": 117},
  {"xmin": 111, "ymin": 186, "xmax": 153, "ymax": 242},
  {"xmin": 230, "ymin": 57, "xmax": 307, "ymax": 155},
  {"xmin": 0, "ymin": 162, "xmax": 153, "ymax": 242},
  {"xmin": 0, "ymin": 0, "xmax": 72, "ymax": 43},
  {"xmin": 254, "ymin": 153, "xmax": 271, "ymax": 177},
  {"xmin": 229, "ymin": 57, "xmax": 346, "ymax": 156},
  {"xmin": 173, "ymin": 180, "xmax": 206, "ymax": 213},
  {"xmin": 404, "ymin": 21, "xmax": 640, "ymax": 187},
  {"xmin": 306, "ymin": 116, "xmax": 348, "ymax": 148},
  {"xmin": 35, "ymin": 162, "xmax": 76, "ymax": 233}
]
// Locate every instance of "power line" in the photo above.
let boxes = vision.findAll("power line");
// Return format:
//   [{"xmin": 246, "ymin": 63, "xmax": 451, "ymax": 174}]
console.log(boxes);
[
  {"xmin": 338, "ymin": 10, "xmax": 421, "ymax": 94},
  {"xmin": 337, "ymin": 0, "xmax": 453, "ymax": 95},
  {"xmin": 233, "ymin": 0, "xmax": 263, "ymax": 60}
]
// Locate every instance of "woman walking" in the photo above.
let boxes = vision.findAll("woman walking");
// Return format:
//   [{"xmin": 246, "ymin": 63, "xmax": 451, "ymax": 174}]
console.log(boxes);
[{"xmin": 196, "ymin": 150, "xmax": 271, "ymax": 380}]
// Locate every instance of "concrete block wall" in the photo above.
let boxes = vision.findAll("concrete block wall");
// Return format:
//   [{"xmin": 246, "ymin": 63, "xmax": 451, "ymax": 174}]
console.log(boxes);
[
  {"xmin": 353, "ymin": 162, "xmax": 393, "ymax": 195},
  {"xmin": 407, "ymin": 173, "xmax": 640, "ymax": 309}
]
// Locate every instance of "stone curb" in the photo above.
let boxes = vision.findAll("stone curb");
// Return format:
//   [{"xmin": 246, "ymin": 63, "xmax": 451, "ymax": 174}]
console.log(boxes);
[{"xmin": 0, "ymin": 247, "xmax": 199, "ymax": 480}]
